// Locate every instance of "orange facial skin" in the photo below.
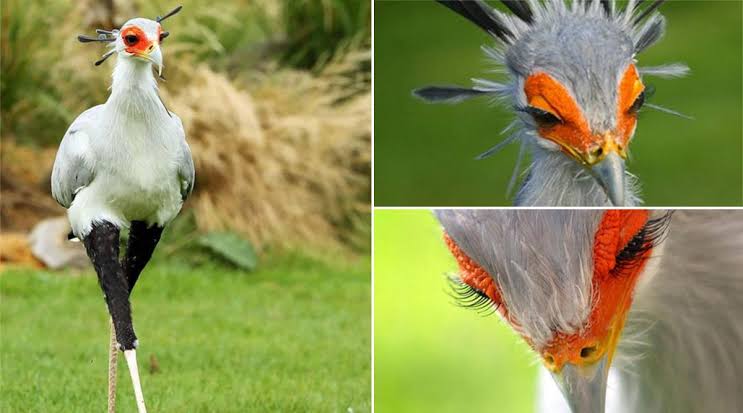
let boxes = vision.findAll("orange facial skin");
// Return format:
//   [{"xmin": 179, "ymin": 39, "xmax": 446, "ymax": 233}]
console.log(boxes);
[
  {"xmin": 120, "ymin": 25, "xmax": 158, "ymax": 56},
  {"xmin": 541, "ymin": 210, "xmax": 650, "ymax": 372},
  {"xmin": 524, "ymin": 65, "xmax": 644, "ymax": 166},
  {"xmin": 444, "ymin": 210, "xmax": 653, "ymax": 373}
]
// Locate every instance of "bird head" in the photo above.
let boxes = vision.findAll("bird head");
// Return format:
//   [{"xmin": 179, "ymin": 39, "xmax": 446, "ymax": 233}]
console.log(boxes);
[
  {"xmin": 77, "ymin": 5, "xmax": 183, "ymax": 76},
  {"xmin": 436, "ymin": 209, "xmax": 671, "ymax": 412},
  {"xmin": 414, "ymin": 1, "xmax": 689, "ymax": 206},
  {"xmin": 509, "ymin": 14, "xmax": 645, "ymax": 206}
]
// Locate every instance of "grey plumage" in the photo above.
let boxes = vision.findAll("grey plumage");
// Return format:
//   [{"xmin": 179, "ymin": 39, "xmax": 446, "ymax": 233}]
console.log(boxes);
[
  {"xmin": 52, "ymin": 106, "xmax": 101, "ymax": 208},
  {"xmin": 436, "ymin": 209, "xmax": 600, "ymax": 347}
]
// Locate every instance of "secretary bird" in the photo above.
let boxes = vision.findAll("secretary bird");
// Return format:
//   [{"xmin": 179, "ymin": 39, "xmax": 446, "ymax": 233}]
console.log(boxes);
[
  {"xmin": 51, "ymin": 5, "xmax": 192, "ymax": 412},
  {"xmin": 414, "ymin": 0, "xmax": 689, "ymax": 206},
  {"xmin": 436, "ymin": 209, "xmax": 743, "ymax": 413}
]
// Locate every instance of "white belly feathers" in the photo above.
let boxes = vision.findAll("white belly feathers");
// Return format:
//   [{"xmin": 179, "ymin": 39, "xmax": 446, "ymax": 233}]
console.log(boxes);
[{"xmin": 68, "ymin": 121, "xmax": 183, "ymax": 237}]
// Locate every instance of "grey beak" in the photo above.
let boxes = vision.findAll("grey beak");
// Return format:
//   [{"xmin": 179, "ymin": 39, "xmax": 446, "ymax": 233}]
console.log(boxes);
[
  {"xmin": 591, "ymin": 152, "xmax": 626, "ymax": 206},
  {"xmin": 550, "ymin": 355, "xmax": 610, "ymax": 413}
]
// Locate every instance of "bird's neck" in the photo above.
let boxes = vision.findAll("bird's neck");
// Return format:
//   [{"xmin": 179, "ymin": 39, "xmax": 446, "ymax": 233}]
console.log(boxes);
[
  {"xmin": 614, "ymin": 212, "xmax": 743, "ymax": 412},
  {"xmin": 514, "ymin": 144, "xmax": 640, "ymax": 206},
  {"xmin": 103, "ymin": 56, "xmax": 166, "ymax": 125}
]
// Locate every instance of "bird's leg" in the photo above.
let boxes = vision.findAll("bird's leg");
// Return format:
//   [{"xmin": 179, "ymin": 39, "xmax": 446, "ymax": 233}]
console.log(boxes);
[
  {"xmin": 83, "ymin": 221, "xmax": 147, "ymax": 413},
  {"xmin": 108, "ymin": 318, "xmax": 117, "ymax": 413},
  {"xmin": 122, "ymin": 221, "xmax": 163, "ymax": 293},
  {"xmin": 124, "ymin": 349, "xmax": 146, "ymax": 413}
]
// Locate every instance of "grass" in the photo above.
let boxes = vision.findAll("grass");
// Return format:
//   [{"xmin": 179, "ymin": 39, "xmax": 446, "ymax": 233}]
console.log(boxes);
[
  {"xmin": 374, "ymin": 0, "xmax": 743, "ymax": 206},
  {"xmin": 374, "ymin": 210, "xmax": 536, "ymax": 413},
  {"xmin": 0, "ymin": 255, "xmax": 370, "ymax": 412}
]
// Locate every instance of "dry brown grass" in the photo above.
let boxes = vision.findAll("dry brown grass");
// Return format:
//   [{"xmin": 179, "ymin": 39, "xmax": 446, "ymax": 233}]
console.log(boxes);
[{"xmin": 1, "ymin": 1, "xmax": 370, "ymax": 252}]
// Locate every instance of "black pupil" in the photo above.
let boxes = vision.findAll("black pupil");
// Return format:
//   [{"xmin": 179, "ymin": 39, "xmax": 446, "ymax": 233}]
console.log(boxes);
[
  {"xmin": 125, "ymin": 35, "xmax": 138, "ymax": 45},
  {"xmin": 630, "ymin": 91, "xmax": 645, "ymax": 113},
  {"xmin": 530, "ymin": 108, "xmax": 560, "ymax": 125}
]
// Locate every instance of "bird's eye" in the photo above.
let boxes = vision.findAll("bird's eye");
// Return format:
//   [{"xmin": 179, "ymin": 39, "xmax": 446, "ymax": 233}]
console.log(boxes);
[
  {"xmin": 124, "ymin": 34, "xmax": 139, "ymax": 46},
  {"xmin": 159, "ymin": 31, "xmax": 170, "ymax": 42},
  {"xmin": 628, "ymin": 90, "xmax": 645, "ymax": 114},
  {"xmin": 523, "ymin": 106, "xmax": 562, "ymax": 127}
]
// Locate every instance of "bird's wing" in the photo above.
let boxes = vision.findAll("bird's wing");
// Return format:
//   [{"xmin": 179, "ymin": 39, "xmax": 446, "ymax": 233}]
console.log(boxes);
[
  {"xmin": 172, "ymin": 114, "xmax": 195, "ymax": 201},
  {"xmin": 51, "ymin": 105, "xmax": 103, "ymax": 208}
]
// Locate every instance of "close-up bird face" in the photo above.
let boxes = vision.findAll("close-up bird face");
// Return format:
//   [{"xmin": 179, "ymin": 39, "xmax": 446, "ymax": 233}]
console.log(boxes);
[
  {"xmin": 510, "ymin": 14, "xmax": 645, "ymax": 195},
  {"xmin": 78, "ymin": 5, "xmax": 181, "ymax": 73},
  {"xmin": 437, "ymin": 209, "xmax": 670, "ymax": 411},
  {"xmin": 116, "ymin": 18, "xmax": 167, "ymax": 72},
  {"xmin": 413, "ymin": 0, "xmax": 691, "ymax": 206}
]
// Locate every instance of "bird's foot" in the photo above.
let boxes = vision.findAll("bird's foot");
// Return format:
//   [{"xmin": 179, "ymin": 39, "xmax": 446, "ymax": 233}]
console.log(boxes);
[{"xmin": 123, "ymin": 349, "xmax": 147, "ymax": 413}]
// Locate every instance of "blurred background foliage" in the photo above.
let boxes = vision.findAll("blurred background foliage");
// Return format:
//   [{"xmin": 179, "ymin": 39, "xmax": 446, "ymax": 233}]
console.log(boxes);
[
  {"xmin": 374, "ymin": 210, "xmax": 536, "ymax": 412},
  {"xmin": 1, "ymin": 0, "xmax": 371, "ymax": 262},
  {"xmin": 374, "ymin": 0, "xmax": 743, "ymax": 206}
]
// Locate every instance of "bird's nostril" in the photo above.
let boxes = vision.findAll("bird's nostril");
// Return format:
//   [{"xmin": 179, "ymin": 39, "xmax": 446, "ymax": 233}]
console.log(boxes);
[
  {"xmin": 580, "ymin": 345, "xmax": 598, "ymax": 359},
  {"xmin": 544, "ymin": 354, "xmax": 555, "ymax": 365}
]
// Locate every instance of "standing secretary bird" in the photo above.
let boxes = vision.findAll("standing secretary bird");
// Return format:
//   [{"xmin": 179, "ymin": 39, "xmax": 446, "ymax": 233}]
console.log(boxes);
[
  {"xmin": 414, "ymin": 0, "xmax": 689, "ymax": 206},
  {"xmin": 51, "ymin": 5, "xmax": 192, "ymax": 412},
  {"xmin": 436, "ymin": 210, "xmax": 743, "ymax": 413}
]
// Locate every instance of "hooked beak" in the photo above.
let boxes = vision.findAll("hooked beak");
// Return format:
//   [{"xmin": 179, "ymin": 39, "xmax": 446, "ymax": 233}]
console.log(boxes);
[
  {"xmin": 591, "ymin": 152, "xmax": 626, "ymax": 206},
  {"xmin": 134, "ymin": 44, "xmax": 163, "ymax": 76},
  {"xmin": 551, "ymin": 355, "xmax": 610, "ymax": 413}
]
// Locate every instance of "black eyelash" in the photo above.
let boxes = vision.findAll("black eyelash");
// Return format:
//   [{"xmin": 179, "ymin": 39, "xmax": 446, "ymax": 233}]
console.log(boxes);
[
  {"xmin": 446, "ymin": 276, "xmax": 497, "ymax": 316},
  {"xmin": 516, "ymin": 106, "xmax": 562, "ymax": 127},
  {"xmin": 614, "ymin": 212, "xmax": 672, "ymax": 272}
]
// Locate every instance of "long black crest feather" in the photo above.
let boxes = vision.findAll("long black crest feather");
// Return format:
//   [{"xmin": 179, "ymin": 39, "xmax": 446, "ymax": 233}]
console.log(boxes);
[
  {"xmin": 156, "ymin": 5, "xmax": 183, "ymax": 23},
  {"xmin": 413, "ymin": 86, "xmax": 492, "ymax": 103},
  {"xmin": 600, "ymin": 0, "xmax": 612, "ymax": 16},
  {"xmin": 501, "ymin": 0, "xmax": 533, "ymax": 23},
  {"xmin": 436, "ymin": 0, "xmax": 513, "ymax": 42},
  {"xmin": 634, "ymin": 0, "xmax": 666, "ymax": 24},
  {"xmin": 77, "ymin": 34, "xmax": 115, "ymax": 43}
]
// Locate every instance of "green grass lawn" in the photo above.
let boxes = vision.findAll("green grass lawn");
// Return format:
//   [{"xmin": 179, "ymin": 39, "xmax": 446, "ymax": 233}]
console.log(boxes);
[
  {"xmin": 0, "ymin": 256, "xmax": 370, "ymax": 412},
  {"xmin": 374, "ymin": 210, "xmax": 537, "ymax": 413},
  {"xmin": 374, "ymin": 0, "xmax": 743, "ymax": 206}
]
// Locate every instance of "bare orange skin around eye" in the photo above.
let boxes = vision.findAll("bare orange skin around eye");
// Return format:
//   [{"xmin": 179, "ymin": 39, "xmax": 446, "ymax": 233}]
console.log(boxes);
[
  {"xmin": 121, "ymin": 26, "xmax": 154, "ymax": 55},
  {"xmin": 524, "ymin": 65, "xmax": 644, "ymax": 161},
  {"xmin": 616, "ymin": 64, "xmax": 644, "ymax": 146},
  {"xmin": 524, "ymin": 72, "xmax": 593, "ymax": 153},
  {"xmin": 541, "ymin": 210, "xmax": 651, "ymax": 371},
  {"xmin": 443, "ymin": 234, "xmax": 511, "ymax": 320}
]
